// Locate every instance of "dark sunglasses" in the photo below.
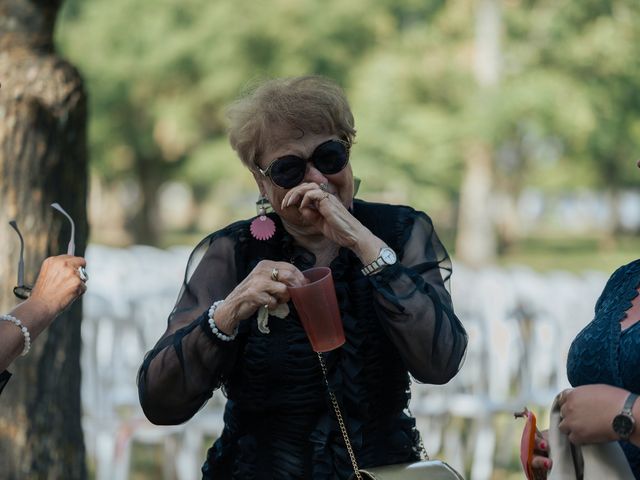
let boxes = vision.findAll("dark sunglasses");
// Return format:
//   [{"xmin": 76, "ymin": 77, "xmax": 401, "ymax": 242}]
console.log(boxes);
[
  {"xmin": 257, "ymin": 139, "xmax": 350, "ymax": 189},
  {"xmin": 8, "ymin": 203, "xmax": 76, "ymax": 299}
]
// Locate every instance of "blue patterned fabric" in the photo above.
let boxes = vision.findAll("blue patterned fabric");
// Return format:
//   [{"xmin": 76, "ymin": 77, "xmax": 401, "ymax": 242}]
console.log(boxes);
[{"xmin": 567, "ymin": 259, "xmax": 640, "ymax": 477}]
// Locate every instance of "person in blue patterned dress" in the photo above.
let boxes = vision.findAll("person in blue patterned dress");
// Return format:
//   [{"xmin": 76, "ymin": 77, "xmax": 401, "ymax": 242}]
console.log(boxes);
[
  {"xmin": 531, "ymin": 159, "xmax": 640, "ymax": 478},
  {"xmin": 137, "ymin": 76, "xmax": 468, "ymax": 479}
]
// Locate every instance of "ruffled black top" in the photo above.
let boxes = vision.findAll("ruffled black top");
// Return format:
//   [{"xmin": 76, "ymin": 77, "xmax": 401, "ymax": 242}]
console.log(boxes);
[
  {"xmin": 138, "ymin": 199, "xmax": 468, "ymax": 479},
  {"xmin": 567, "ymin": 259, "xmax": 640, "ymax": 477}
]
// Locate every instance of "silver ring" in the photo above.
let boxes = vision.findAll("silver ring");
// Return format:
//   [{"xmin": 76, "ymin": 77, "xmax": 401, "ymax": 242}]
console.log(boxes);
[
  {"xmin": 271, "ymin": 267, "xmax": 279, "ymax": 282},
  {"xmin": 319, "ymin": 182, "xmax": 329, "ymax": 191},
  {"xmin": 78, "ymin": 266, "xmax": 88, "ymax": 282}
]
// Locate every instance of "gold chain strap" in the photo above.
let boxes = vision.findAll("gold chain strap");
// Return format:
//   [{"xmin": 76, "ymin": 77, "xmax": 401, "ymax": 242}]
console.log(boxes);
[{"xmin": 317, "ymin": 352, "xmax": 363, "ymax": 480}]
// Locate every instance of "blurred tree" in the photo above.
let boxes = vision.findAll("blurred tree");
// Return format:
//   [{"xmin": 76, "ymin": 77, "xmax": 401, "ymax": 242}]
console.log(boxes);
[
  {"xmin": 58, "ymin": 0, "xmax": 386, "ymax": 244},
  {"xmin": 56, "ymin": 0, "xmax": 640, "ymax": 250},
  {"xmin": 545, "ymin": 0, "xmax": 640, "ymax": 235},
  {"xmin": 0, "ymin": 0, "xmax": 88, "ymax": 478},
  {"xmin": 455, "ymin": 0, "xmax": 501, "ymax": 266}
]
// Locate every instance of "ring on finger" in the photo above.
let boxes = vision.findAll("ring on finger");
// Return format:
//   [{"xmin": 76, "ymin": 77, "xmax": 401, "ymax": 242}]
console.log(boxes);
[
  {"xmin": 319, "ymin": 182, "xmax": 329, "ymax": 191},
  {"xmin": 319, "ymin": 193, "xmax": 330, "ymax": 202},
  {"xmin": 78, "ymin": 266, "xmax": 89, "ymax": 282},
  {"xmin": 271, "ymin": 267, "xmax": 279, "ymax": 282}
]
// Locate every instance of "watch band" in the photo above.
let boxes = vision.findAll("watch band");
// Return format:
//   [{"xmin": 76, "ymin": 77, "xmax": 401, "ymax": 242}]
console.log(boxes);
[
  {"xmin": 360, "ymin": 247, "xmax": 396, "ymax": 276},
  {"xmin": 361, "ymin": 258, "xmax": 384, "ymax": 276}
]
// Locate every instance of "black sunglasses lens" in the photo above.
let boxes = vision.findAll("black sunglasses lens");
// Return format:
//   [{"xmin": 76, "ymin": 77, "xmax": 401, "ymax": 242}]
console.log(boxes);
[
  {"xmin": 313, "ymin": 141, "xmax": 349, "ymax": 174},
  {"xmin": 270, "ymin": 155, "xmax": 307, "ymax": 188},
  {"xmin": 13, "ymin": 285, "xmax": 32, "ymax": 300}
]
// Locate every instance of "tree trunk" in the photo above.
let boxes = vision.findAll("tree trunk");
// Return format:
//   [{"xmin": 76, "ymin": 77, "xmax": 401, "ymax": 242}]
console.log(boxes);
[
  {"xmin": 455, "ymin": 0, "xmax": 501, "ymax": 266},
  {"xmin": 456, "ymin": 143, "xmax": 497, "ymax": 266},
  {"xmin": 0, "ymin": 0, "xmax": 89, "ymax": 478},
  {"xmin": 130, "ymin": 154, "xmax": 162, "ymax": 245}
]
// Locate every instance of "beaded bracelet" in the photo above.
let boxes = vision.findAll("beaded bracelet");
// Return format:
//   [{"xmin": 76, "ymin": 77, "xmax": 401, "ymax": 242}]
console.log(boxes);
[
  {"xmin": 0, "ymin": 314, "xmax": 32, "ymax": 356},
  {"xmin": 207, "ymin": 300, "xmax": 238, "ymax": 342}
]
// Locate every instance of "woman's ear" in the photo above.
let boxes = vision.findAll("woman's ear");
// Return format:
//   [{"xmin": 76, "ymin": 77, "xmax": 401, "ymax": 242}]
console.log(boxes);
[{"xmin": 252, "ymin": 171, "xmax": 266, "ymax": 195}]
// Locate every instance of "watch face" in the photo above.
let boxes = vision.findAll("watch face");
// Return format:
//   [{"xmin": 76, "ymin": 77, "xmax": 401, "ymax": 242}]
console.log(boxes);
[
  {"xmin": 381, "ymin": 248, "xmax": 397, "ymax": 264},
  {"xmin": 613, "ymin": 413, "xmax": 634, "ymax": 438}
]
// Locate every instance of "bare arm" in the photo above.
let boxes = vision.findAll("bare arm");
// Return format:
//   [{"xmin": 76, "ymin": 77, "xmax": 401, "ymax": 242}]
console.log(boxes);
[{"xmin": 1, "ymin": 255, "xmax": 87, "ymax": 372}]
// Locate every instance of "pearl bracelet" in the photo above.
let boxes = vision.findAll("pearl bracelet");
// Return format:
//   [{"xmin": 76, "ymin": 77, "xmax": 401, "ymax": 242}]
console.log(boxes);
[
  {"xmin": 207, "ymin": 300, "xmax": 238, "ymax": 342},
  {"xmin": 1, "ymin": 314, "xmax": 31, "ymax": 356}
]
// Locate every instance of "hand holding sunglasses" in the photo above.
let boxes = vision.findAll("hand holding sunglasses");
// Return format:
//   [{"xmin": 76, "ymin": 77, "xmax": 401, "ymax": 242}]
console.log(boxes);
[
  {"xmin": 9, "ymin": 203, "xmax": 87, "ymax": 300},
  {"xmin": 257, "ymin": 139, "xmax": 350, "ymax": 189}
]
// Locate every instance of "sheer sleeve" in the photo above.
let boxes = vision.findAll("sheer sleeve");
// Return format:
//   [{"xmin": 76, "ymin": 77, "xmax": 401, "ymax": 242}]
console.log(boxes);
[
  {"xmin": 369, "ymin": 212, "xmax": 467, "ymax": 384},
  {"xmin": 137, "ymin": 230, "xmax": 242, "ymax": 425},
  {"xmin": 0, "ymin": 370, "xmax": 10, "ymax": 395}
]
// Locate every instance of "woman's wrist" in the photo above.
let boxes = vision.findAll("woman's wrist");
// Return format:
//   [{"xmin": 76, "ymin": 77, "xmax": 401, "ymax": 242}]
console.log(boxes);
[
  {"xmin": 0, "ymin": 314, "xmax": 31, "ymax": 356},
  {"xmin": 9, "ymin": 299, "xmax": 57, "ymax": 338},
  {"xmin": 209, "ymin": 300, "xmax": 238, "ymax": 336},
  {"xmin": 351, "ymin": 229, "xmax": 385, "ymax": 266},
  {"xmin": 628, "ymin": 392, "xmax": 640, "ymax": 446}
]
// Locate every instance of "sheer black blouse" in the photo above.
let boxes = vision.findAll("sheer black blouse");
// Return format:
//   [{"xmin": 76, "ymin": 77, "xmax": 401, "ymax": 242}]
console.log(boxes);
[{"xmin": 138, "ymin": 199, "xmax": 467, "ymax": 479}]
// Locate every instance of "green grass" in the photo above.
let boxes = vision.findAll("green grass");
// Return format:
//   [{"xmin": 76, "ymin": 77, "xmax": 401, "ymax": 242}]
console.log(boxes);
[{"xmin": 498, "ymin": 234, "xmax": 639, "ymax": 273}]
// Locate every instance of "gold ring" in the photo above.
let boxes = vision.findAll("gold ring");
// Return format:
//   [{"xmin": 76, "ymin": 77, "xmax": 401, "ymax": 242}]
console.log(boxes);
[{"xmin": 271, "ymin": 267, "xmax": 279, "ymax": 281}]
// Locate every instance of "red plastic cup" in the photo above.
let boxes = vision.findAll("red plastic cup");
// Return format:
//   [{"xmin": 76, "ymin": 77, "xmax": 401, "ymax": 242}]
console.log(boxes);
[{"xmin": 288, "ymin": 267, "xmax": 345, "ymax": 352}]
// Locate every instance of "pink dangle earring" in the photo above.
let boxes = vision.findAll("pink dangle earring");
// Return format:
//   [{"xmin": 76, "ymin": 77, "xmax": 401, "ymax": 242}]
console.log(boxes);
[{"xmin": 250, "ymin": 195, "xmax": 276, "ymax": 240}]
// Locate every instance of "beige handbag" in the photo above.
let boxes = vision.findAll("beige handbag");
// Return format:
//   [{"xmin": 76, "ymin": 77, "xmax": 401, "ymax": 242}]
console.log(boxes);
[
  {"xmin": 548, "ymin": 394, "xmax": 634, "ymax": 480},
  {"xmin": 316, "ymin": 354, "xmax": 464, "ymax": 480},
  {"xmin": 354, "ymin": 460, "xmax": 464, "ymax": 479}
]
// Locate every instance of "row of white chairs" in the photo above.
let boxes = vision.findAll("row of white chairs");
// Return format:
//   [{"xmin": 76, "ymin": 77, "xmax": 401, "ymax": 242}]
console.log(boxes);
[{"xmin": 81, "ymin": 245, "xmax": 608, "ymax": 479}]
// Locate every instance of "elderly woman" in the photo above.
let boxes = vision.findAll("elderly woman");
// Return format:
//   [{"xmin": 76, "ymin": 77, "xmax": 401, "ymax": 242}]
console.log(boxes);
[{"xmin": 138, "ymin": 75, "xmax": 467, "ymax": 479}]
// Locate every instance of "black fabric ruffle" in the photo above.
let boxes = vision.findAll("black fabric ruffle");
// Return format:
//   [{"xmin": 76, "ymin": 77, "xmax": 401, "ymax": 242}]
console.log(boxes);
[{"xmin": 203, "ymin": 204, "xmax": 424, "ymax": 478}]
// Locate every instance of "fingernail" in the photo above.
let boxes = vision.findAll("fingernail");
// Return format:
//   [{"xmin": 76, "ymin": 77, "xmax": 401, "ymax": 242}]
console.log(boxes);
[
  {"xmin": 544, "ymin": 459, "xmax": 551, "ymax": 470},
  {"xmin": 540, "ymin": 441, "xmax": 547, "ymax": 450}
]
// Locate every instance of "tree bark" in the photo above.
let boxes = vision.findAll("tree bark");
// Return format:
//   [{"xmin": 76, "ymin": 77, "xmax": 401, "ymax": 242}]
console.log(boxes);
[
  {"xmin": 455, "ymin": 0, "xmax": 501, "ymax": 266},
  {"xmin": 456, "ymin": 143, "xmax": 497, "ymax": 265},
  {"xmin": 0, "ymin": 0, "xmax": 88, "ymax": 478}
]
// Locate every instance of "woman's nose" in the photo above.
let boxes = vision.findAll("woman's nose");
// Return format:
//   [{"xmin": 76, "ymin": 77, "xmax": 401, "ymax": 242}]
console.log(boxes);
[{"xmin": 304, "ymin": 164, "xmax": 327, "ymax": 184}]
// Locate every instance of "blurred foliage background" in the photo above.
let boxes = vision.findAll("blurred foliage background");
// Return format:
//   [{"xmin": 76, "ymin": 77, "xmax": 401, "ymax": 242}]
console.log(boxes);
[
  {"xmin": 48, "ymin": 1, "xmax": 640, "ymax": 478},
  {"xmin": 56, "ymin": 0, "xmax": 640, "ymax": 272}
]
